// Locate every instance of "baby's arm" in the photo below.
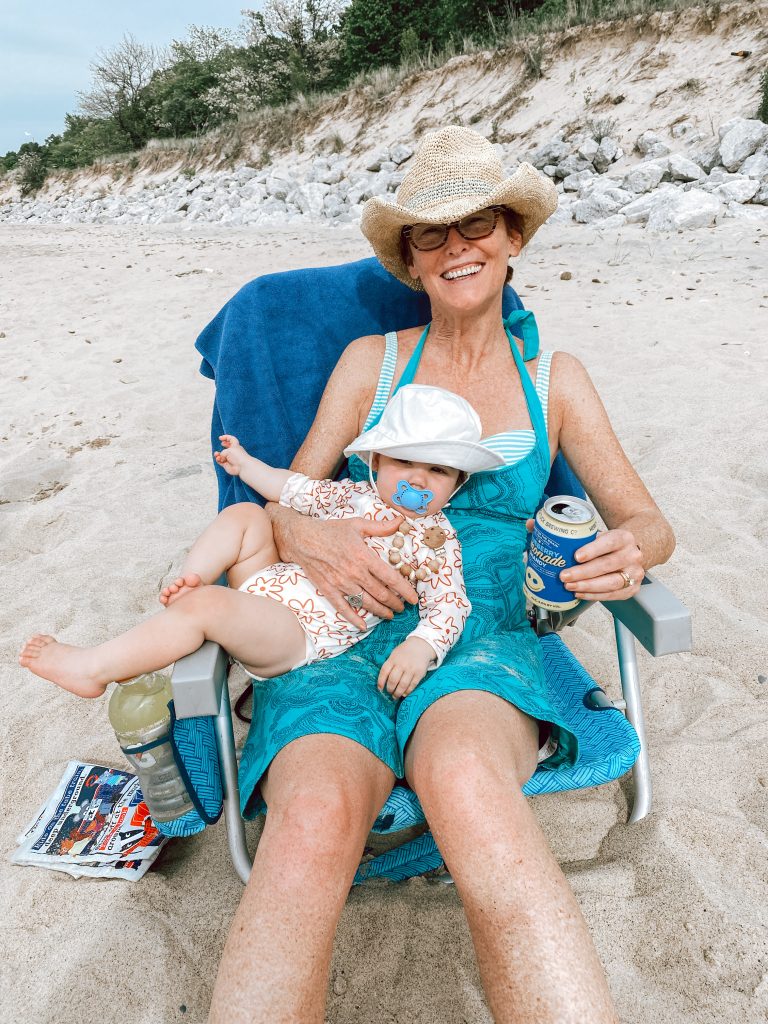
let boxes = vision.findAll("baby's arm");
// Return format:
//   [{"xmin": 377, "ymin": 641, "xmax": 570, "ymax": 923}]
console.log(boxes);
[
  {"xmin": 214, "ymin": 436, "xmax": 293, "ymax": 503},
  {"xmin": 377, "ymin": 637, "xmax": 436, "ymax": 699},
  {"xmin": 377, "ymin": 525, "xmax": 471, "ymax": 699}
]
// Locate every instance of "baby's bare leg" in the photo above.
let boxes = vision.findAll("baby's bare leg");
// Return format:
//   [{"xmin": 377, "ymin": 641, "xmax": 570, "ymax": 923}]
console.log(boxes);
[
  {"xmin": 20, "ymin": 588, "xmax": 307, "ymax": 698},
  {"xmin": 162, "ymin": 503, "xmax": 279, "ymax": 604}
]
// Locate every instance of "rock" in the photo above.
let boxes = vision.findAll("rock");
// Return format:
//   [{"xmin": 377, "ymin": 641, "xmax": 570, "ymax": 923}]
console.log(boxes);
[
  {"xmin": 390, "ymin": 143, "xmax": 413, "ymax": 165},
  {"xmin": 719, "ymin": 120, "xmax": 768, "ymax": 172},
  {"xmin": 620, "ymin": 185, "xmax": 680, "ymax": 224},
  {"xmin": 593, "ymin": 213, "xmax": 627, "ymax": 230},
  {"xmin": 718, "ymin": 117, "xmax": 745, "ymax": 140},
  {"xmin": 234, "ymin": 165, "xmax": 259, "ymax": 184},
  {"xmin": 635, "ymin": 130, "xmax": 664, "ymax": 155},
  {"xmin": 689, "ymin": 140, "xmax": 722, "ymax": 174},
  {"xmin": 365, "ymin": 150, "xmax": 390, "ymax": 172},
  {"xmin": 647, "ymin": 188, "xmax": 722, "ymax": 231},
  {"xmin": 644, "ymin": 142, "xmax": 671, "ymax": 160},
  {"xmin": 554, "ymin": 154, "xmax": 593, "ymax": 179},
  {"xmin": 739, "ymin": 152, "xmax": 768, "ymax": 180},
  {"xmin": 710, "ymin": 177, "xmax": 760, "ymax": 204},
  {"xmin": 265, "ymin": 174, "xmax": 295, "ymax": 200},
  {"xmin": 668, "ymin": 154, "xmax": 705, "ymax": 182},
  {"xmin": 724, "ymin": 201, "xmax": 768, "ymax": 222},
  {"xmin": 752, "ymin": 183, "xmax": 768, "ymax": 205},
  {"xmin": 573, "ymin": 190, "xmax": 626, "ymax": 223},
  {"xmin": 593, "ymin": 137, "xmax": 621, "ymax": 173},
  {"xmin": 560, "ymin": 271, "xmax": 573, "ymax": 280},
  {"xmin": 562, "ymin": 169, "xmax": 595, "ymax": 192},
  {"xmin": 529, "ymin": 139, "xmax": 570, "ymax": 170},
  {"xmin": 577, "ymin": 138, "xmax": 600, "ymax": 163},
  {"xmin": 623, "ymin": 162, "xmax": 665, "ymax": 194},
  {"xmin": 185, "ymin": 176, "xmax": 203, "ymax": 193},
  {"xmin": 543, "ymin": 164, "xmax": 557, "ymax": 178},
  {"xmin": 670, "ymin": 120, "xmax": 696, "ymax": 139}
]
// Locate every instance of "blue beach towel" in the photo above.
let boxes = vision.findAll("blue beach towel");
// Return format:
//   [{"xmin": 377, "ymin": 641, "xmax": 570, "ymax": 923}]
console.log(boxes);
[{"xmin": 195, "ymin": 257, "xmax": 524, "ymax": 508}]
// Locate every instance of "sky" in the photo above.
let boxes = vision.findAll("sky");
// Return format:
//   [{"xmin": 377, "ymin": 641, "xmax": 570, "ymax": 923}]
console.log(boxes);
[{"xmin": 0, "ymin": 2, "xmax": 256, "ymax": 155}]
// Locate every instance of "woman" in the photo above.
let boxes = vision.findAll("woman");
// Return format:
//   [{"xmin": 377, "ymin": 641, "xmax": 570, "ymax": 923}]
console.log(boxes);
[{"xmin": 209, "ymin": 127, "xmax": 675, "ymax": 1023}]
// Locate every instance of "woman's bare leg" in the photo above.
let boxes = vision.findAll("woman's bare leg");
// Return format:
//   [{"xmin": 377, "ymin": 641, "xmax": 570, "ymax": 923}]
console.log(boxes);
[
  {"xmin": 209, "ymin": 735, "xmax": 395, "ymax": 1024},
  {"xmin": 405, "ymin": 690, "xmax": 618, "ymax": 1024},
  {"xmin": 161, "ymin": 503, "xmax": 279, "ymax": 605},
  {"xmin": 19, "ymin": 587, "xmax": 306, "ymax": 698}
]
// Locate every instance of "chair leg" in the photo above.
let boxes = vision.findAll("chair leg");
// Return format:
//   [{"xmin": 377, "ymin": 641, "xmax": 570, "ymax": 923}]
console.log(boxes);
[
  {"xmin": 614, "ymin": 618, "xmax": 653, "ymax": 823},
  {"xmin": 214, "ymin": 677, "xmax": 253, "ymax": 883}
]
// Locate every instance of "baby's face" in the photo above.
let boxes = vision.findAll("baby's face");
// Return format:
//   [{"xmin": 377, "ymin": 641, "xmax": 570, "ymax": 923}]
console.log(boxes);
[{"xmin": 374, "ymin": 455, "xmax": 462, "ymax": 517}]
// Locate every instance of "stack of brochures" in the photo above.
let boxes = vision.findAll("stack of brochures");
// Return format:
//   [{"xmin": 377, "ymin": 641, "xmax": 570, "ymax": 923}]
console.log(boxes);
[{"xmin": 12, "ymin": 760, "xmax": 168, "ymax": 880}]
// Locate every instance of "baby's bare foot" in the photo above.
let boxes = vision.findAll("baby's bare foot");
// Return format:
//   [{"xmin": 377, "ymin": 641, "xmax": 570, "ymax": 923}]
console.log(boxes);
[
  {"xmin": 19, "ymin": 635, "xmax": 107, "ymax": 698},
  {"xmin": 160, "ymin": 573, "xmax": 204, "ymax": 607}
]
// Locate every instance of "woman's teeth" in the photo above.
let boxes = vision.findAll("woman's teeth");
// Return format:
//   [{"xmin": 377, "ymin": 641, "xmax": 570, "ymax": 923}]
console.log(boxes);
[{"xmin": 442, "ymin": 264, "xmax": 482, "ymax": 280}]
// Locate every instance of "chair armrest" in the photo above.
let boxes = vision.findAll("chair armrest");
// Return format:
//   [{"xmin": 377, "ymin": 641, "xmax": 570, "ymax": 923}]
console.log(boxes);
[
  {"xmin": 603, "ymin": 571, "xmax": 691, "ymax": 657},
  {"xmin": 171, "ymin": 641, "xmax": 229, "ymax": 719}
]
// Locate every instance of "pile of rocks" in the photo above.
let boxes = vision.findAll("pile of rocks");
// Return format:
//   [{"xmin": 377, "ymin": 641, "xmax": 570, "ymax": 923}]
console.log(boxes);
[
  {"xmin": 538, "ymin": 117, "xmax": 768, "ymax": 230},
  {"xmin": 1, "ymin": 118, "xmax": 767, "ymax": 232}
]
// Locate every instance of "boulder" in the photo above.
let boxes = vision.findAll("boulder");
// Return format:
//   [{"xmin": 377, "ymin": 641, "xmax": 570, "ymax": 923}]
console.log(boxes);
[
  {"xmin": 365, "ymin": 150, "xmax": 390, "ymax": 172},
  {"xmin": 635, "ymin": 130, "xmax": 664, "ymax": 155},
  {"xmin": 647, "ymin": 188, "xmax": 721, "ymax": 231},
  {"xmin": 593, "ymin": 137, "xmax": 622, "ymax": 173},
  {"xmin": 577, "ymin": 138, "xmax": 600, "ymax": 163},
  {"xmin": 668, "ymin": 154, "xmax": 705, "ymax": 182},
  {"xmin": 710, "ymin": 177, "xmax": 760, "ymax": 204},
  {"xmin": 573, "ymin": 190, "xmax": 627, "ymax": 223},
  {"xmin": 643, "ymin": 142, "xmax": 671, "ymax": 161},
  {"xmin": 739, "ymin": 151, "xmax": 768, "ymax": 180},
  {"xmin": 623, "ymin": 162, "xmax": 665, "ymax": 194},
  {"xmin": 390, "ymin": 143, "xmax": 414, "ymax": 166},
  {"xmin": 234, "ymin": 165, "xmax": 259, "ymax": 184},
  {"xmin": 554, "ymin": 154, "xmax": 593, "ymax": 179},
  {"xmin": 529, "ymin": 139, "xmax": 571, "ymax": 170},
  {"xmin": 689, "ymin": 139, "xmax": 721, "ymax": 174},
  {"xmin": 719, "ymin": 120, "xmax": 768, "ymax": 172},
  {"xmin": 265, "ymin": 174, "xmax": 295, "ymax": 200},
  {"xmin": 562, "ymin": 169, "xmax": 595, "ymax": 192}
]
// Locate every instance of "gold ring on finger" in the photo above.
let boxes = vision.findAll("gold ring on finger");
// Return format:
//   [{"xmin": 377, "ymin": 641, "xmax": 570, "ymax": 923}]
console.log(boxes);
[{"xmin": 619, "ymin": 570, "xmax": 635, "ymax": 589}]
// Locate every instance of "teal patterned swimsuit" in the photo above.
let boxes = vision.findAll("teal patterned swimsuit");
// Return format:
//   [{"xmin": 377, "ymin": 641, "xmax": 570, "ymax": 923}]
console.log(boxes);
[{"xmin": 239, "ymin": 316, "xmax": 577, "ymax": 817}]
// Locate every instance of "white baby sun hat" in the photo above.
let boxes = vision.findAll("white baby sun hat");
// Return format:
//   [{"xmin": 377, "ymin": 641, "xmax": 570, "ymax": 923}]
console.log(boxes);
[{"xmin": 344, "ymin": 385, "xmax": 505, "ymax": 474}]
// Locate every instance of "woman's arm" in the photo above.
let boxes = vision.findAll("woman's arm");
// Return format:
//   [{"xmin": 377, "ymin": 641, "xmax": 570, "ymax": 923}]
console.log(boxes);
[
  {"xmin": 549, "ymin": 352, "xmax": 676, "ymax": 602},
  {"xmin": 266, "ymin": 335, "xmax": 419, "ymax": 623}
]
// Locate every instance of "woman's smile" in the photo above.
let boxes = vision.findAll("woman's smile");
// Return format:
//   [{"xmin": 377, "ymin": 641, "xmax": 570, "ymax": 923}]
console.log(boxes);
[{"xmin": 441, "ymin": 262, "xmax": 484, "ymax": 281}]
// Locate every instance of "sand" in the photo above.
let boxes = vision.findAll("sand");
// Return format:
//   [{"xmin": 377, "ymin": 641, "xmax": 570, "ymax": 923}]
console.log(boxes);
[{"xmin": 1, "ymin": 219, "xmax": 767, "ymax": 1024}]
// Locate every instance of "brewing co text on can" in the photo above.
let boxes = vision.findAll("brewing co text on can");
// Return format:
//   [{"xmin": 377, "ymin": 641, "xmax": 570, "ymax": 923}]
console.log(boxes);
[{"xmin": 524, "ymin": 495, "xmax": 598, "ymax": 611}]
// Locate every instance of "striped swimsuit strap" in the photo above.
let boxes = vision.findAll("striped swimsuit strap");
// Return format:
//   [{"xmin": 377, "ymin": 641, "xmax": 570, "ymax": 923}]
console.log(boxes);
[{"xmin": 363, "ymin": 332, "xmax": 552, "ymax": 460}]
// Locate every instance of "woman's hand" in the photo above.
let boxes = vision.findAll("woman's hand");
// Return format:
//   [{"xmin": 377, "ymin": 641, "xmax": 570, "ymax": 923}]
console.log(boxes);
[
  {"xmin": 560, "ymin": 529, "xmax": 645, "ymax": 602},
  {"xmin": 271, "ymin": 507, "xmax": 419, "ymax": 626}
]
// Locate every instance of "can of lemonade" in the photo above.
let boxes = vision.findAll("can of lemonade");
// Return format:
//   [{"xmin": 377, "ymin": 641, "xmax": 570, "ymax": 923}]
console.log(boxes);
[{"xmin": 524, "ymin": 495, "xmax": 598, "ymax": 611}]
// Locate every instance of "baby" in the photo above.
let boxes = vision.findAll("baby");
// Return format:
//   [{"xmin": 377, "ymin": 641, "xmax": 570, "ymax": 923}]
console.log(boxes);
[{"xmin": 19, "ymin": 385, "xmax": 503, "ymax": 700}]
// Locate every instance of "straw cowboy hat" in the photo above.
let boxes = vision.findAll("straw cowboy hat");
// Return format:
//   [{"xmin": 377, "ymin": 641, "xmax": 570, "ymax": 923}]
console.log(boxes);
[
  {"xmin": 361, "ymin": 126, "xmax": 558, "ymax": 290},
  {"xmin": 344, "ymin": 384, "xmax": 505, "ymax": 474}
]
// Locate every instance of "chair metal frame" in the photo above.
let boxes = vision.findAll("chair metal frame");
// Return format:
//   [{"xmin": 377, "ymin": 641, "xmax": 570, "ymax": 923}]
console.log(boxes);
[{"xmin": 171, "ymin": 572, "xmax": 691, "ymax": 884}]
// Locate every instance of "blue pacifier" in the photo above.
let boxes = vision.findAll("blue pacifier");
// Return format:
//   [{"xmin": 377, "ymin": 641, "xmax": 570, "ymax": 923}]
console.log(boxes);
[{"xmin": 392, "ymin": 480, "xmax": 433, "ymax": 515}]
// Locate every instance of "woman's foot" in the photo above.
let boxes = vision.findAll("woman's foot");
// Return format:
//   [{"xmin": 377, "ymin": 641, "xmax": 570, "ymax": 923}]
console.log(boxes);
[
  {"xmin": 18, "ymin": 635, "xmax": 107, "ymax": 698},
  {"xmin": 160, "ymin": 572, "xmax": 204, "ymax": 607}
]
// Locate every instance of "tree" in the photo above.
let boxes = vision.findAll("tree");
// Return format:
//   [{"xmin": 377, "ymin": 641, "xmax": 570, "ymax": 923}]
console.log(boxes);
[
  {"xmin": 242, "ymin": 0, "xmax": 345, "ymax": 94},
  {"xmin": 77, "ymin": 33, "xmax": 164, "ymax": 149}
]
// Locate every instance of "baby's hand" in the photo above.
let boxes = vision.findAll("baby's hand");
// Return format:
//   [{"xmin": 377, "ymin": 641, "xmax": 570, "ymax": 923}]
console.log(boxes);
[
  {"xmin": 214, "ymin": 435, "xmax": 248, "ymax": 477},
  {"xmin": 377, "ymin": 637, "xmax": 435, "ymax": 700}
]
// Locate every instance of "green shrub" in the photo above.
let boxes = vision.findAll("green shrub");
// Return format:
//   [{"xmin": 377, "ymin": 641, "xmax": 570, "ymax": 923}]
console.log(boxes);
[{"xmin": 18, "ymin": 151, "xmax": 48, "ymax": 195}]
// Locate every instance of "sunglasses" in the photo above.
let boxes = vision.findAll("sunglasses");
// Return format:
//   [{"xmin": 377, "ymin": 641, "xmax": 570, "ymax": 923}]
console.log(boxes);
[{"xmin": 402, "ymin": 206, "xmax": 505, "ymax": 252}]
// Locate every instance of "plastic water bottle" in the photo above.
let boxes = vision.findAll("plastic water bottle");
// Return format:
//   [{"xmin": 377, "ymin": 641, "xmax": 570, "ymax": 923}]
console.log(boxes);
[{"xmin": 108, "ymin": 672, "xmax": 194, "ymax": 823}]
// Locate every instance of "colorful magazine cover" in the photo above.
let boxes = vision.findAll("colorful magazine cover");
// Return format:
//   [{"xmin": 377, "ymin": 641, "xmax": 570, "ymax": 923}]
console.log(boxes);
[{"xmin": 12, "ymin": 761, "xmax": 168, "ymax": 880}]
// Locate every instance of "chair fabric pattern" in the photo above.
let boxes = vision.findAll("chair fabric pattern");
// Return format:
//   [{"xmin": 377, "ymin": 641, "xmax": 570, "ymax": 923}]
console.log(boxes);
[{"xmin": 153, "ymin": 706, "xmax": 224, "ymax": 838}]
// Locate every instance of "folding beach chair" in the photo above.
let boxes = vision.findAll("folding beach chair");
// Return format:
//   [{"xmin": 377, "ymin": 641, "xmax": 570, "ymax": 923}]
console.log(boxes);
[{"xmin": 169, "ymin": 258, "xmax": 691, "ymax": 884}]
